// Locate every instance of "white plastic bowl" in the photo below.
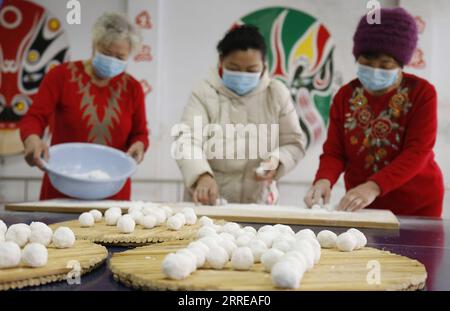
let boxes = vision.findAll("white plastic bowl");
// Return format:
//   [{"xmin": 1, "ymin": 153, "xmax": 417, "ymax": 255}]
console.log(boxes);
[{"xmin": 42, "ymin": 143, "xmax": 137, "ymax": 200}]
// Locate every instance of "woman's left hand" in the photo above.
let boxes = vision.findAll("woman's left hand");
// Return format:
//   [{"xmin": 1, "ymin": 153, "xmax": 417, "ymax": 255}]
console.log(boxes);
[
  {"xmin": 255, "ymin": 169, "xmax": 277, "ymax": 181},
  {"xmin": 127, "ymin": 141, "xmax": 145, "ymax": 163},
  {"xmin": 337, "ymin": 181, "xmax": 381, "ymax": 212},
  {"xmin": 255, "ymin": 157, "xmax": 279, "ymax": 181}
]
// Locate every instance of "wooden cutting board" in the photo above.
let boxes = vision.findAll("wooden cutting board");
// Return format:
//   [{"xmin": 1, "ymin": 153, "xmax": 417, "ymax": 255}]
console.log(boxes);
[
  {"xmin": 172, "ymin": 204, "xmax": 400, "ymax": 230},
  {"xmin": 48, "ymin": 219, "xmax": 202, "ymax": 246},
  {"xmin": 5, "ymin": 200, "xmax": 194, "ymax": 214},
  {"xmin": 6, "ymin": 200, "xmax": 399, "ymax": 229},
  {"xmin": 109, "ymin": 240, "xmax": 427, "ymax": 291},
  {"xmin": 0, "ymin": 240, "xmax": 108, "ymax": 291}
]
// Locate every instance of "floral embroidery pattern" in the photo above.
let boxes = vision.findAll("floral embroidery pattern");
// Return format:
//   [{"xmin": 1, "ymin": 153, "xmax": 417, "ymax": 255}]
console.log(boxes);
[{"xmin": 344, "ymin": 86, "xmax": 412, "ymax": 172}]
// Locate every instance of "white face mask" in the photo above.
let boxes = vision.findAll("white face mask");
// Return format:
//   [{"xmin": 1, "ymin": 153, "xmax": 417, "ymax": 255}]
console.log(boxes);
[
  {"xmin": 222, "ymin": 69, "xmax": 261, "ymax": 95},
  {"xmin": 92, "ymin": 52, "xmax": 128, "ymax": 79},
  {"xmin": 357, "ymin": 64, "xmax": 400, "ymax": 91}
]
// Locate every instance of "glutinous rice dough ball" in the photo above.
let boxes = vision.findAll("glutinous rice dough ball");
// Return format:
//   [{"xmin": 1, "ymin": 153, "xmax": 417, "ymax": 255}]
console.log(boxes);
[
  {"xmin": 52, "ymin": 227, "xmax": 76, "ymax": 248},
  {"xmin": 78, "ymin": 212, "xmax": 95, "ymax": 227},
  {"xmin": 117, "ymin": 215, "xmax": 136, "ymax": 234},
  {"xmin": 0, "ymin": 241, "xmax": 21, "ymax": 269},
  {"xmin": 5, "ymin": 223, "xmax": 31, "ymax": 247},
  {"xmin": 21, "ymin": 243, "xmax": 48, "ymax": 268},
  {"xmin": 29, "ymin": 222, "xmax": 53, "ymax": 246}
]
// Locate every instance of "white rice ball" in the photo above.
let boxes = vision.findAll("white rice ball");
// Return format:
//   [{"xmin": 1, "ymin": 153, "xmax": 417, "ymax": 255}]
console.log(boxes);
[
  {"xmin": 188, "ymin": 241, "xmax": 209, "ymax": 255},
  {"xmin": 231, "ymin": 247, "xmax": 253, "ymax": 270},
  {"xmin": 52, "ymin": 227, "xmax": 75, "ymax": 248},
  {"xmin": 291, "ymin": 240, "xmax": 315, "ymax": 270},
  {"xmin": 0, "ymin": 233, "xmax": 4, "ymax": 243},
  {"xmin": 5, "ymin": 223, "xmax": 31, "ymax": 247},
  {"xmin": 29, "ymin": 222, "xmax": 53, "ymax": 246},
  {"xmin": 89, "ymin": 209, "xmax": 102, "ymax": 222},
  {"xmin": 128, "ymin": 205, "xmax": 142, "ymax": 214},
  {"xmin": 258, "ymin": 225, "xmax": 276, "ymax": 234},
  {"xmin": 161, "ymin": 253, "xmax": 192, "ymax": 280},
  {"xmin": 106, "ymin": 207, "xmax": 122, "ymax": 215},
  {"xmin": 160, "ymin": 205, "xmax": 174, "ymax": 218},
  {"xmin": 0, "ymin": 241, "xmax": 21, "ymax": 268},
  {"xmin": 272, "ymin": 236, "xmax": 294, "ymax": 253},
  {"xmin": 218, "ymin": 238, "xmax": 237, "ymax": 257},
  {"xmin": 274, "ymin": 224, "xmax": 295, "ymax": 236},
  {"xmin": 347, "ymin": 228, "xmax": 367, "ymax": 249},
  {"xmin": 21, "ymin": 243, "xmax": 48, "ymax": 267},
  {"xmin": 283, "ymin": 251, "xmax": 308, "ymax": 271},
  {"xmin": 199, "ymin": 216, "xmax": 214, "ymax": 227},
  {"xmin": 142, "ymin": 206, "xmax": 156, "ymax": 216},
  {"xmin": 205, "ymin": 245, "xmax": 229, "ymax": 269},
  {"xmin": 78, "ymin": 212, "xmax": 95, "ymax": 227},
  {"xmin": 105, "ymin": 210, "xmax": 121, "ymax": 226},
  {"xmin": 183, "ymin": 212, "xmax": 197, "ymax": 225},
  {"xmin": 271, "ymin": 260, "xmax": 303, "ymax": 289},
  {"xmin": 317, "ymin": 230, "xmax": 338, "ymax": 249},
  {"xmin": 242, "ymin": 226, "xmax": 257, "ymax": 235},
  {"xmin": 152, "ymin": 209, "xmax": 167, "ymax": 225},
  {"xmin": 186, "ymin": 246, "xmax": 206, "ymax": 268},
  {"xmin": 300, "ymin": 237, "xmax": 321, "ymax": 264},
  {"xmin": 142, "ymin": 215, "xmax": 157, "ymax": 229},
  {"xmin": 261, "ymin": 248, "xmax": 284, "ymax": 272},
  {"xmin": 257, "ymin": 231, "xmax": 278, "ymax": 248},
  {"xmin": 0, "ymin": 220, "xmax": 7, "ymax": 235},
  {"xmin": 249, "ymin": 239, "xmax": 268, "ymax": 263},
  {"xmin": 219, "ymin": 232, "xmax": 235, "ymax": 242},
  {"xmin": 117, "ymin": 215, "xmax": 136, "ymax": 234},
  {"xmin": 176, "ymin": 249, "xmax": 197, "ymax": 273},
  {"xmin": 180, "ymin": 207, "xmax": 197, "ymax": 225},
  {"xmin": 295, "ymin": 229, "xmax": 316, "ymax": 240},
  {"xmin": 235, "ymin": 234, "xmax": 253, "ymax": 247},
  {"xmin": 198, "ymin": 236, "xmax": 219, "ymax": 250},
  {"xmin": 336, "ymin": 232, "xmax": 357, "ymax": 252},
  {"xmin": 222, "ymin": 222, "xmax": 241, "ymax": 235},
  {"xmin": 197, "ymin": 226, "xmax": 218, "ymax": 239},
  {"xmin": 167, "ymin": 214, "xmax": 185, "ymax": 231},
  {"xmin": 128, "ymin": 211, "xmax": 144, "ymax": 225}
]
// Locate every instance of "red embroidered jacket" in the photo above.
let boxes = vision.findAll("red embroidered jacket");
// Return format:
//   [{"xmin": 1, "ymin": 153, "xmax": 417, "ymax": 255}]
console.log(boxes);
[
  {"xmin": 20, "ymin": 61, "xmax": 150, "ymax": 200},
  {"xmin": 314, "ymin": 73, "xmax": 444, "ymax": 217}
]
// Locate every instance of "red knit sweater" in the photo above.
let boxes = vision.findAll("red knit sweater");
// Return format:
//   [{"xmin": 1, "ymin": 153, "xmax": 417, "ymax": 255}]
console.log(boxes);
[
  {"xmin": 20, "ymin": 61, "xmax": 149, "ymax": 200},
  {"xmin": 314, "ymin": 73, "xmax": 444, "ymax": 217}
]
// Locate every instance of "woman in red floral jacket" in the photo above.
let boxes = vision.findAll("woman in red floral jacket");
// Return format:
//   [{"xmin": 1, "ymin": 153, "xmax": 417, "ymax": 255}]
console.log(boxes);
[
  {"xmin": 304, "ymin": 7, "xmax": 444, "ymax": 217},
  {"xmin": 19, "ymin": 12, "xmax": 149, "ymax": 200}
]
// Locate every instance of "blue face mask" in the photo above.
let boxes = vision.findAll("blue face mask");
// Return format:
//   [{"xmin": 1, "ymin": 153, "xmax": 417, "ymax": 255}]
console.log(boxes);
[
  {"xmin": 357, "ymin": 64, "xmax": 400, "ymax": 92},
  {"xmin": 92, "ymin": 52, "xmax": 127, "ymax": 79},
  {"xmin": 222, "ymin": 69, "xmax": 261, "ymax": 95}
]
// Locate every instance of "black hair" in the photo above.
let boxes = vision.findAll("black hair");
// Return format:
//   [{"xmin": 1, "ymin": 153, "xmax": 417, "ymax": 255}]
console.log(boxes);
[{"xmin": 217, "ymin": 25, "xmax": 266, "ymax": 60}]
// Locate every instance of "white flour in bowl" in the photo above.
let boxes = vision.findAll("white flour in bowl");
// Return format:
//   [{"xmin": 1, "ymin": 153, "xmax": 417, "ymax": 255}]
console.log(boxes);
[{"xmin": 69, "ymin": 169, "xmax": 111, "ymax": 180}]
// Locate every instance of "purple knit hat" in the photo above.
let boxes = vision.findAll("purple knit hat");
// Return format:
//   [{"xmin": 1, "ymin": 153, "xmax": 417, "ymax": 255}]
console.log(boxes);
[{"xmin": 353, "ymin": 7, "xmax": 418, "ymax": 65}]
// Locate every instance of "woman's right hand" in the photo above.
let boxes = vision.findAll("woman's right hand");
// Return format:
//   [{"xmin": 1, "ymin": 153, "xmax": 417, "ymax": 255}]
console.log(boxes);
[
  {"xmin": 304, "ymin": 179, "xmax": 331, "ymax": 207},
  {"xmin": 23, "ymin": 134, "xmax": 49, "ymax": 171},
  {"xmin": 192, "ymin": 173, "xmax": 219, "ymax": 205}
]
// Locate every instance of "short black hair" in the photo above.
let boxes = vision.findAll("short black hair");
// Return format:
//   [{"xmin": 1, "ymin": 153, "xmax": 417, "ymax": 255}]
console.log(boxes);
[{"xmin": 217, "ymin": 25, "xmax": 266, "ymax": 60}]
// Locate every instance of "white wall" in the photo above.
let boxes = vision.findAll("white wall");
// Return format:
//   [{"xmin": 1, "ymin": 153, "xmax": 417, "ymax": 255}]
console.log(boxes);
[{"xmin": 1, "ymin": 0, "xmax": 449, "ymax": 216}]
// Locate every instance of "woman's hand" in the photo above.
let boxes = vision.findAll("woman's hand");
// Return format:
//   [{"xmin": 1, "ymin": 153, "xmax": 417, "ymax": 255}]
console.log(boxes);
[
  {"xmin": 192, "ymin": 173, "xmax": 219, "ymax": 205},
  {"xmin": 23, "ymin": 134, "xmax": 49, "ymax": 171},
  {"xmin": 337, "ymin": 181, "xmax": 381, "ymax": 212},
  {"xmin": 255, "ymin": 157, "xmax": 279, "ymax": 182},
  {"xmin": 304, "ymin": 179, "xmax": 331, "ymax": 207},
  {"xmin": 127, "ymin": 141, "xmax": 145, "ymax": 163}
]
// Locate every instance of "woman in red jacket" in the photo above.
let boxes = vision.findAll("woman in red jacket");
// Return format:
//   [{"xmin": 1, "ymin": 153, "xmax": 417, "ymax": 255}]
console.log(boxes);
[
  {"xmin": 304, "ymin": 7, "xmax": 444, "ymax": 217},
  {"xmin": 19, "ymin": 12, "xmax": 149, "ymax": 200}
]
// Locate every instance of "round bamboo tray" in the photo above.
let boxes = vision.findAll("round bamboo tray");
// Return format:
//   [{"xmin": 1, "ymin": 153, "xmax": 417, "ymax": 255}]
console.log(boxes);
[
  {"xmin": 49, "ymin": 220, "xmax": 202, "ymax": 246},
  {"xmin": 109, "ymin": 240, "xmax": 427, "ymax": 291},
  {"xmin": 0, "ymin": 240, "xmax": 108, "ymax": 290}
]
